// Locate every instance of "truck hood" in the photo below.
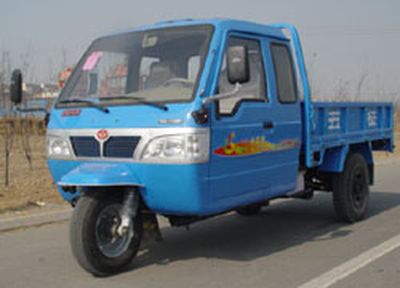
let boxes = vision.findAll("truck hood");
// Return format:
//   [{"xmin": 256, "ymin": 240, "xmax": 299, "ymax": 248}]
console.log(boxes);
[{"xmin": 48, "ymin": 102, "xmax": 200, "ymax": 130}]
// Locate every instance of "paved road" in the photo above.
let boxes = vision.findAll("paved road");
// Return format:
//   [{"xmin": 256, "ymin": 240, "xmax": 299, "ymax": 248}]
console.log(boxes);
[{"xmin": 1, "ymin": 161, "xmax": 400, "ymax": 288}]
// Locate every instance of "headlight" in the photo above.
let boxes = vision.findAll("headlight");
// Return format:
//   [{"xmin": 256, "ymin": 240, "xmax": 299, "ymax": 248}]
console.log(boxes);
[
  {"xmin": 47, "ymin": 135, "xmax": 72, "ymax": 159},
  {"xmin": 141, "ymin": 133, "xmax": 209, "ymax": 163}
]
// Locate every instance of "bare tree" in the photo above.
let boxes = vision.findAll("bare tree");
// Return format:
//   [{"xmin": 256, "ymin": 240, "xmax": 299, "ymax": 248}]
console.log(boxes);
[
  {"xmin": 355, "ymin": 71, "xmax": 368, "ymax": 102},
  {"xmin": 0, "ymin": 48, "xmax": 36, "ymax": 186},
  {"xmin": 19, "ymin": 46, "xmax": 36, "ymax": 84},
  {"xmin": 47, "ymin": 58, "xmax": 57, "ymax": 83},
  {"xmin": 0, "ymin": 51, "xmax": 16, "ymax": 185},
  {"xmin": 394, "ymin": 91, "xmax": 400, "ymax": 107},
  {"xmin": 3, "ymin": 118, "xmax": 16, "ymax": 186},
  {"xmin": 0, "ymin": 55, "xmax": 4, "ymax": 110},
  {"xmin": 0, "ymin": 50, "xmax": 12, "ymax": 111},
  {"xmin": 307, "ymin": 52, "xmax": 321, "ymax": 99},
  {"xmin": 60, "ymin": 47, "xmax": 68, "ymax": 71},
  {"xmin": 334, "ymin": 79, "xmax": 350, "ymax": 102}
]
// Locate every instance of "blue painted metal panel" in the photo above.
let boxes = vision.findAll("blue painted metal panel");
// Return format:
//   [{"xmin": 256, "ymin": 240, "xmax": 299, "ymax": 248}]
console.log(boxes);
[
  {"xmin": 319, "ymin": 142, "xmax": 374, "ymax": 173},
  {"xmin": 105, "ymin": 19, "xmax": 288, "ymax": 42},
  {"xmin": 48, "ymin": 160, "xmax": 210, "ymax": 215},
  {"xmin": 271, "ymin": 23, "xmax": 314, "ymax": 168},
  {"xmin": 58, "ymin": 163, "xmax": 141, "ymax": 186},
  {"xmin": 207, "ymin": 31, "xmax": 301, "ymax": 205},
  {"xmin": 308, "ymin": 102, "xmax": 393, "ymax": 171},
  {"xmin": 309, "ymin": 102, "xmax": 393, "ymax": 152},
  {"xmin": 319, "ymin": 145, "xmax": 349, "ymax": 173}
]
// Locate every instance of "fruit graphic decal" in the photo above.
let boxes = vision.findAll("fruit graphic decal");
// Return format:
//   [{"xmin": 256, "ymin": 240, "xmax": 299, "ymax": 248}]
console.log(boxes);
[{"xmin": 214, "ymin": 132, "xmax": 299, "ymax": 157}]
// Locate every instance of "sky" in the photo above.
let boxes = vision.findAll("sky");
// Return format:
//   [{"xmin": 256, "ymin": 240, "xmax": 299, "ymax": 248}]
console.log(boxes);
[{"xmin": 0, "ymin": 0, "xmax": 399, "ymax": 102}]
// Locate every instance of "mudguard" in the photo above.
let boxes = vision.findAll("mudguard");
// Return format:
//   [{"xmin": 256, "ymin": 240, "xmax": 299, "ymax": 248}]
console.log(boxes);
[
  {"xmin": 58, "ymin": 163, "xmax": 142, "ymax": 187},
  {"xmin": 318, "ymin": 145, "xmax": 349, "ymax": 173}
]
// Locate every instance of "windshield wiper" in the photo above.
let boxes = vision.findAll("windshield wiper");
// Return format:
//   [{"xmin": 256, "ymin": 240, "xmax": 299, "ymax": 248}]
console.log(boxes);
[
  {"xmin": 59, "ymin": 98, "xmax": 109, "ymax": 113},
  {"xmin": 104, "ymin": 95, "xmax": 168, "ymax": 111}
]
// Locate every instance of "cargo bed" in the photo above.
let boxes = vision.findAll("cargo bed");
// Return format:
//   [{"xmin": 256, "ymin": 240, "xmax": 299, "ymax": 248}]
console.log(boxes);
[{"xmin": 301, "ymin": 102, "xmax": 394, "ymax": 168}]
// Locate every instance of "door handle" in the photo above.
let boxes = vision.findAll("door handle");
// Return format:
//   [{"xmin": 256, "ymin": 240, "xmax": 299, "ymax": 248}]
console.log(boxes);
[{"xmin": 263, "ymin": 121, "xmax": 274, "ymax": 129}]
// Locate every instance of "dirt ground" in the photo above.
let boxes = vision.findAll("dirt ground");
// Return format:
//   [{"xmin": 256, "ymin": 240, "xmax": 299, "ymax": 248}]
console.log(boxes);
[
  {"xmin": 0, "ymin": 135, "xmax": 65, "ymax": 214},
  {"xmin": 0, "ymin": 109, "xmax": 399, "ymax": 215}
]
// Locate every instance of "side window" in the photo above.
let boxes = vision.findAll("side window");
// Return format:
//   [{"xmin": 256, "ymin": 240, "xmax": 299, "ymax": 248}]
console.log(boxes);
[
  {"xmin": 218, "ymin": 37, "xmax": 266, "ymax": 115},
  {"xmin": 270, "ymin": 43, "xmax": 297, "ymax": 103}
]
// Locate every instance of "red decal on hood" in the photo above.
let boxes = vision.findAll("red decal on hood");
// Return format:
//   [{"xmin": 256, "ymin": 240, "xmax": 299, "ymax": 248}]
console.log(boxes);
[{"xmin": 62, "ymin": 109, "xmax": 81, "ymax": 117}]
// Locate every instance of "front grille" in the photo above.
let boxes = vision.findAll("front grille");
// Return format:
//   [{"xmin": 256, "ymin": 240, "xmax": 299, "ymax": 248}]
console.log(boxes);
[
  {"xmin": 70, "ymin": 136, "xmax": 100, "ymax": 157},
  {"xmin": 104, "ymin": 136, "xmax": 141, "ymax": 158},
  {"xmin": 70, "ymin": 136, "xmax": 141, "ymax": 158}
]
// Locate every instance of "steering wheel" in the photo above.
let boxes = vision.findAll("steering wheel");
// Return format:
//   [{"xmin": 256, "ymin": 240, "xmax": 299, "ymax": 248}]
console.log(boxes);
[{"xmin": 162, "ymin": 78, "xmax": 194, "ymax": 88}]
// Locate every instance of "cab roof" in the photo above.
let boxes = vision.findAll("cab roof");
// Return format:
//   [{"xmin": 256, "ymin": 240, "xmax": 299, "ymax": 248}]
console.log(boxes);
[{"xmin": 105, "ymin": 18, "xmax": 289, "ymax": 41}]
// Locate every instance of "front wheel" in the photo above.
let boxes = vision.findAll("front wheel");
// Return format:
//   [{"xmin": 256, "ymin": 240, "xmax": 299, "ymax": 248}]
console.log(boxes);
[
  {"xmin": 70, "ymin": 194, "xmax": 142, "ymax": 276},
  {"xmin": 332, "ymin": 153, "xmax": 370, "ymax": 223}
]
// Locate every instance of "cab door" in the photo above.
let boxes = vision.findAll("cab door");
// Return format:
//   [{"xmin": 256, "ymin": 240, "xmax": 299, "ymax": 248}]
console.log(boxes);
[{"xmin": 209, "ymin": 34, "xmax": 301, "ymax": 210}]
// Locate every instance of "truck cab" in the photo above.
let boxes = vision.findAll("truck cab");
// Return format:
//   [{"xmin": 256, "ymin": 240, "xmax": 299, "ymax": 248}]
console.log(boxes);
[{"xmin": 48, "ymin": 19, "xmax": 303, "ymax": 214}]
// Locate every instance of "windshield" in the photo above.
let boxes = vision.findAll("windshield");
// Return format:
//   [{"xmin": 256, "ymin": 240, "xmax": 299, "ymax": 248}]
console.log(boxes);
[{"xmin": 58, "ymin": 25, "xmax": 213, "ymax": 106}]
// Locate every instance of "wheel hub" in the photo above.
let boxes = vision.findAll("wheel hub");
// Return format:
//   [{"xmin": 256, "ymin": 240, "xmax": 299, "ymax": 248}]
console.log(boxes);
[
  {"xmin": 95, "ymin": 205, "xmax": 134, "ymax": 258},
  {"xmin": 352, "ymin": 170, "xmax": 366, "ymax": 210}
]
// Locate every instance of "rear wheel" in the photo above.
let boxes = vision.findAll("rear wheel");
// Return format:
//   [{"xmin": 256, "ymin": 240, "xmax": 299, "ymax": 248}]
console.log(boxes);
[
  {"xmin": 332, "ymin": 153, "xmax": 370, "ymax": 223},
  {"xmin": 70, "ymin": 194, "xmax": 142, "ymax": 276}
]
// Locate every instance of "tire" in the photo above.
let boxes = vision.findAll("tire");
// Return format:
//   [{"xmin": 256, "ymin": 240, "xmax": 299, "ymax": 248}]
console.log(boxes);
[
  {"xmin": 332, "ymin": 153, "xmax": 370, "ymax": 223},
  {"xmin": 70, "ymin": 194, "xmax": 143, "ymax": 276},
  {"xmin": 236, "ymin": 203, "xmax": 265, "ymax": 216}
]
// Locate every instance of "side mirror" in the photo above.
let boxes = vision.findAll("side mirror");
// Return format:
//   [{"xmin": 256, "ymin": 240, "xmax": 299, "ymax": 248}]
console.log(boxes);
[
  {"xmin": 200, "ymin": 46, "xmax": 248, "ymax": 106},
  {"xmin": 227, "ymin": 46, "xmax": 250, "ymax": 84},
  {"xmin": 10, "ymin": 69, "xmax": 23, "ymax": 105}
]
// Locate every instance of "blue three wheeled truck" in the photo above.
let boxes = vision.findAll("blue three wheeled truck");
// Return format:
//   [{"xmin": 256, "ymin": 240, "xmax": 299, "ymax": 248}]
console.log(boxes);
[{"xmin": 10, "ymin": 19, "xmax": 394, "ymax": 276}]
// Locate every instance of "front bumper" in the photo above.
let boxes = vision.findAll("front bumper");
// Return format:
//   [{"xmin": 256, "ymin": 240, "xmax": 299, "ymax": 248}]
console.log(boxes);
[{"xmin": 48, "ymin": 160, "xmax": 209, "ymax": 215}]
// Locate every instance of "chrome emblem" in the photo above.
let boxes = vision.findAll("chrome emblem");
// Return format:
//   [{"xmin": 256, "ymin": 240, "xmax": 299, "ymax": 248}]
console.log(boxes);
[{"xmin": 96, "ymin": 129, "xmax": 109, "ymax": 141}]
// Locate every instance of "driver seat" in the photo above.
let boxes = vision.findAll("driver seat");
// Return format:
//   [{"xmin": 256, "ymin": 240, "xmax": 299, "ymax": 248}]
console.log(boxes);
[{"xmin": 146, "ymin": 62, "xmax": 176, "ymax": 89}]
